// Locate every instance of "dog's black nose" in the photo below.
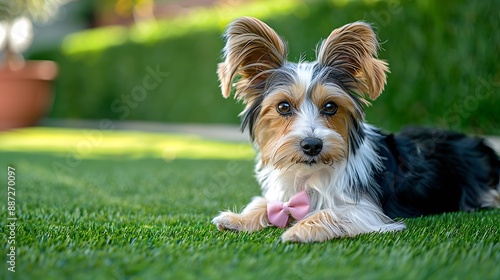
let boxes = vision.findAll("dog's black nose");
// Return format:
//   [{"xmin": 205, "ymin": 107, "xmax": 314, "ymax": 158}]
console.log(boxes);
[{"xmin": 300, "ymin": 137, "xmax": 323, "ymax": 156}]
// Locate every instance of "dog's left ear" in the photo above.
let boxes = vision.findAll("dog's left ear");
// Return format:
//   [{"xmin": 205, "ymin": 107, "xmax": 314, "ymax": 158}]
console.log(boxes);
[{"xmin": 317, "ymin": 22, "xmax": 388, "ymax": 101}]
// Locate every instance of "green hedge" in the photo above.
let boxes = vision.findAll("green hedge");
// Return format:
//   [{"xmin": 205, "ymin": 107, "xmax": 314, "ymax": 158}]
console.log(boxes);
[{"xmin": 34, "ymin": 0, "xmax": 500, "ymax": 134}]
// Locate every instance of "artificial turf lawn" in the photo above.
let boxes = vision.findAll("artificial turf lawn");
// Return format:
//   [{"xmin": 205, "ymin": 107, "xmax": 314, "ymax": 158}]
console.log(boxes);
[{"xmin": 0, "ymin": 128, "xmax": 499, "ymax": 279}]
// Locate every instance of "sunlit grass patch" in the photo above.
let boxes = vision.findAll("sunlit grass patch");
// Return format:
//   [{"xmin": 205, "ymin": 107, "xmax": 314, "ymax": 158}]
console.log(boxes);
[{"xmin": 0, "ymin": 127, "xmax": 254, "ymax": 160}]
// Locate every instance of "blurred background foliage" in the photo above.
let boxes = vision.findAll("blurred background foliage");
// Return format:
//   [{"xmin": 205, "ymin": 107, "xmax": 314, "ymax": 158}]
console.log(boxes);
[{"xmin": 30, "ymin": 0, "xmax": 500, "ymax": 134}]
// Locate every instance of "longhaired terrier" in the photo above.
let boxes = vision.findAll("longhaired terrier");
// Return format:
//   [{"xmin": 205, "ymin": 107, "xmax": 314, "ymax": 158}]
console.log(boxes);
[{"xmin": 212, "ymin": 17, "xmax": 500, "ymax": 243}]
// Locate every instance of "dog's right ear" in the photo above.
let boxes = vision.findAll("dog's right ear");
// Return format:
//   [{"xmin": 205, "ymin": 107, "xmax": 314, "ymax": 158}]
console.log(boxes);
[{"xmin": 217, "ymin": 17, "xmax": 288, "ymax": 102}]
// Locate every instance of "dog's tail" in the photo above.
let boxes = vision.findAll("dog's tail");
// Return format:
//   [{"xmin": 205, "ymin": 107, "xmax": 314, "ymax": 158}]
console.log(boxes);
[
  {"xmin": 480, "ymin": 139, "xmax": 500, "ymax": 209},
  {"xmin": 481, "ymin": 184, "xmax": 500, "ymax": 208}
]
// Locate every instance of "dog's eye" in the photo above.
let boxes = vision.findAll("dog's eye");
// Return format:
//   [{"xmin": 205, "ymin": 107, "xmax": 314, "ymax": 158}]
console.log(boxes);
[
  {"xmin": 321, "ymin": 102, "xmax": 338, "ymax": 115},
  {"xmin": 277, "ymin": 101, "xmax": 292, "ymax": 115}
]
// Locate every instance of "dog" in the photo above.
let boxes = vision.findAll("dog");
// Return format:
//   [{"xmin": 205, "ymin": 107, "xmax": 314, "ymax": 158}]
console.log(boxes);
[{"xmin": 211, "ymin": 17, "xmax": 500, "ymax": 243}]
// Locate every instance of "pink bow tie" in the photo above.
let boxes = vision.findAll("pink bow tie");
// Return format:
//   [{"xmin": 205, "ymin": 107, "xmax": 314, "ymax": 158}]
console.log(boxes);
[{"xmin": 267, "ymin": 191, "xmax": 310, "ymax": 228}]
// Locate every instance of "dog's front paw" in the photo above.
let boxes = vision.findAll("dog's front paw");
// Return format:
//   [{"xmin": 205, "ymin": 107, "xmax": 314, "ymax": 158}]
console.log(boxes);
[
  {"xmin": 281, "ymin": 211, "xmax": 343, "ymax": 243},
  {"xmin": 212, "ymin": 211, "xmax": 246, "ymax": 231},
  {"xmin": 282, "ymin": 222, "xmax": 336, "ymax": 243},
  {"xmin": 213, "ymin": 198, "xmax": 269, "ymax": 232},
  {"xmin": 212, "ymin": 209, "xmax": 269, "ymax": 232}
]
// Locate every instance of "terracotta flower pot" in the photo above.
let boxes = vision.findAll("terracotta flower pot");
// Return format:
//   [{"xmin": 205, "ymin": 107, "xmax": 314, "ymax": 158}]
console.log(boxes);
[{"xmin": 0, "ymin": 60, "xmax": 58, "ymax": 131}]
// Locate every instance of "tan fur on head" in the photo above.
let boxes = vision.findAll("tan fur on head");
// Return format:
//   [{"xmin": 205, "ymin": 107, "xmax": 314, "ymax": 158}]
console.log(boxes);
[
  {"xmin": 217, "ymin": 17, "xmax": 288, "ymax": 101},
  {"xmin": 317, "ymin": 21, "xmax": 389, "ymax": 101}
]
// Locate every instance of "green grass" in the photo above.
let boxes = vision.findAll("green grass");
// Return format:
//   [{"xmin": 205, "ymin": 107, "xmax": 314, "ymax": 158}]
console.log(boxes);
[{"xmin": 0, "ymin": 128, "xmax": 499, "ymax": 280}]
